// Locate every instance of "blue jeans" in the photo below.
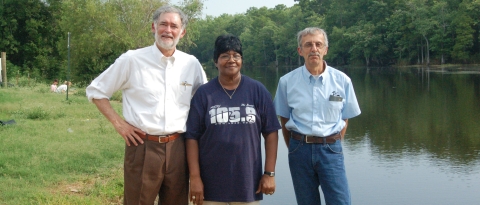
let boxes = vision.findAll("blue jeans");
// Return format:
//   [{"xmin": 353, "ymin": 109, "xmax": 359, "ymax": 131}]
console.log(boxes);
[{"xmin": 288, "ymin": 137, "xmax": 351, "ymax": 205}]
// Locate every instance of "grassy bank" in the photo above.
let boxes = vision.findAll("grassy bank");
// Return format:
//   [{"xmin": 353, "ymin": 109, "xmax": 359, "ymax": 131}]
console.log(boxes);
[{"xmin": 0, "ymin": 85, "xmax": 124, "ymax": 204}]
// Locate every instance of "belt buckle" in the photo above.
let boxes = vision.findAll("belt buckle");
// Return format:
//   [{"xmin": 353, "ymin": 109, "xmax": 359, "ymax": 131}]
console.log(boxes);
[
  {"xmin": 158, "ymin": 135, "xmax": 168, "ymax": 143},
  {"xmin": 304, "ymin": 135, "xmax": 314, "ymax": 144}
]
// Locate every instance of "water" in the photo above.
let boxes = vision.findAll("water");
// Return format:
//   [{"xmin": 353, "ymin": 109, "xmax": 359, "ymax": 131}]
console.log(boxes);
[{"xmin": 214, "ymin": 65, "xmax": 480, "ymax": 205}]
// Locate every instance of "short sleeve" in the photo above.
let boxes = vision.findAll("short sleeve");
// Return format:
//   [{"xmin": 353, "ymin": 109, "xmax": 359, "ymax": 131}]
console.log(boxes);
[
  {"xmin": 341, "ymin": 79, "xmax": 361, "ymax": 119},
  {"xmin": 274, "ymin": 77, "xmax": 290, "ymax": 118}
]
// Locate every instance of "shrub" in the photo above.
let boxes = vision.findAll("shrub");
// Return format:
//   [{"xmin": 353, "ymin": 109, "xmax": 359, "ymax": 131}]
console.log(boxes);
[{"xmin": 26, "ymin": 107, "xmax": 50, "ymax": 120}]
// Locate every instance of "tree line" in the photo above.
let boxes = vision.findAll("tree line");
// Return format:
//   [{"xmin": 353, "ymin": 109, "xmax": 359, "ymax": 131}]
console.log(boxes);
[{"xmin": 1, "ymin": 0, "xmax": 479, "ymax": 83}]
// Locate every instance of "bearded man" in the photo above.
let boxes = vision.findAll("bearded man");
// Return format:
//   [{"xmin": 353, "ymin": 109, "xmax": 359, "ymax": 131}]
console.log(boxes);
[{"xmin": 86, "ymin": 5, "xmax": 207, "ymax": 205}]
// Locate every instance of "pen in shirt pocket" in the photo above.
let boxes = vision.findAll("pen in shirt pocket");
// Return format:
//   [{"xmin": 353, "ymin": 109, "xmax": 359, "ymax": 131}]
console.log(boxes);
[{"xmin": 180, "ymin": 81, "xmax": 192, "ymax": 90}]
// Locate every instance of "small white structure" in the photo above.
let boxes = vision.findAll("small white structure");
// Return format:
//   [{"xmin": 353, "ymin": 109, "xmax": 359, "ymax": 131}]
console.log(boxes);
[{"xmin": 0, "ymin": 58, "xmax": 2, "ymax": 83}]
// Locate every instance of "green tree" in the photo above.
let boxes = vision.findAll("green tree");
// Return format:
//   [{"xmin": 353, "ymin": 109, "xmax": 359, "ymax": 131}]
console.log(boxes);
[
  {"xmin": 387, "ymin": 4, "xmax": 412, "ymax": 64},
  {"xmin": 0, "ymin": 0, "xmax": 61, "ymax": 80},
  {"xmin": 189, "ymin": 13, "xmax": 250, "ymax": 68},
  {"xmin": 241, "ymin": 7, "xmax": 277, "ymax": 66},
  {"xmin": 471, "ymin": 0, "xmax": 480, "ymax": 58},
  {"xmin": 406, "ymin": 0, "xmax": 436, "ymax": 65},
  {"xmin": 461, "ymin": 0, "xmax": 480, "ymax": 61},
  {"xmin": 58, "ymin": 0, "xmax": 166, "ymax": 81},
  {"xmin": 3, "ymin": 0, "xmax": 480, "ymax": 82},
  {"xmin": 345, "ymin": 22, "xmax": 381, "ymax": 66},
  {"xmin": 451, "ymin": 11, "xmax": 474, "ymax": 62},
  {"xmin": 176, "ymin": 0, "xmax": 204, "ymax": 53},
  {"xmin": 430, "ymin": 0, "xmax": 454, "ymax": 64},
  {"xmin": 269, "ymin": 5, "xmax": 309, "ymax": 67},
  {"xmin": 327, "ymin": 26, "xmax": 350, "ymax": 65}
]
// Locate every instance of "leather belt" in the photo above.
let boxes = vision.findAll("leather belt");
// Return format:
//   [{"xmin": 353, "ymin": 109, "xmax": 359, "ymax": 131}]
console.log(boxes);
[
  {"xmin": 291, "ymin": 131, "xmax": 341, "ymax": 144},
  {"xmin": 136, "ymin": 132, "xmax": 181, "ymax": 143}
]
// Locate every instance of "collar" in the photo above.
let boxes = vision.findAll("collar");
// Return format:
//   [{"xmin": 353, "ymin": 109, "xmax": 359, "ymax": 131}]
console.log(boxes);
[
  {"xmin": 302, "ymin": 61, "xmax": 329, "ymax": 85},
  {"xmin": 152, "ymin": 43, "xmax": 177, "ymax": 65}
]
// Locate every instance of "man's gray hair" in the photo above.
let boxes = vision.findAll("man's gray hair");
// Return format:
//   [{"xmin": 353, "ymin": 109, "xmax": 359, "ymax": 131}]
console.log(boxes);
[
  {"xmin": 152, "ymin": 5, "xmax": 188, "ymax": 30},
  {"xmin": 297, "ymin": 27, "xmax": 329, "ymax": 48}
]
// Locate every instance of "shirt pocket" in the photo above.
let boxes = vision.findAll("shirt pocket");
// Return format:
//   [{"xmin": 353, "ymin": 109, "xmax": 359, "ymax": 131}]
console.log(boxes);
[
  {"xmin": 325, "ymin": 101, "xmax": 343, "ymax": 123},
  {"xmin": 176, "ymin": 83, "xmax": 193, "ymax": 106}
]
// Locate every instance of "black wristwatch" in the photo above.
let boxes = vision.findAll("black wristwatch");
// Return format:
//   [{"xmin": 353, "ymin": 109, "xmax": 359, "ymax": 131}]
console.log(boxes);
[{"xmin": 264, "ymin": 171, "xmax": 275, "ymax": 177}]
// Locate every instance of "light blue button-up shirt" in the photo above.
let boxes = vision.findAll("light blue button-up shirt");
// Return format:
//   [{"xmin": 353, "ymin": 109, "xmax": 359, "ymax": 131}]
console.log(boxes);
[{"xmin": 274, "ymin": 64, "xmax": 361, "ymax": 136}]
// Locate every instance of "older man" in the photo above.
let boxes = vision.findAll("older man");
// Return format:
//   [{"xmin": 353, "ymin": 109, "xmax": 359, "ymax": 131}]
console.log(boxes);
[
  {"xmin": 86, "ymin": 5, "xmax": 207, "ymax": 205},
  {"xmin": 274, "ymin": 27, "xmax": 361, "ymax": 205}
]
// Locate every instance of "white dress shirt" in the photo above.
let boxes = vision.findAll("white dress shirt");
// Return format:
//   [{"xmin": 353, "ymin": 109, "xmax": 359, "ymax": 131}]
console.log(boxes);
[{"xmin": 86, "ymin": 44, "xmax": 207, "ymax": 135}]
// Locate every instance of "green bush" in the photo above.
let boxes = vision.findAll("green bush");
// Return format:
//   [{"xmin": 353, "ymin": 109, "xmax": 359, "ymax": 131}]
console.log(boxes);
[{"xmin": 26, "ymin": 107, "xmax": 50, "ymax": 120}]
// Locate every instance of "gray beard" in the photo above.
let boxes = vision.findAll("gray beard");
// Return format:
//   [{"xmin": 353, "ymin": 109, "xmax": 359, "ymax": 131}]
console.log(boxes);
[{"xmin": 155, "ymin": 33, "xmax": 179, "ymax": 50}]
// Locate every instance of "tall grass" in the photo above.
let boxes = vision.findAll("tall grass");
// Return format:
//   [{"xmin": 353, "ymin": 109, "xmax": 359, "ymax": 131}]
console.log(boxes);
[{"xmin": 0, "ymin": 86, "xmax": 125, "ymax": 204}]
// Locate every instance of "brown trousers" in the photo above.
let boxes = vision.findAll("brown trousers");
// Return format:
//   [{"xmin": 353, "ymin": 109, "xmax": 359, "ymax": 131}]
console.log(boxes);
[{"xmin": 123, "ymin": 135, "xmax": 188, "ymax": 205}]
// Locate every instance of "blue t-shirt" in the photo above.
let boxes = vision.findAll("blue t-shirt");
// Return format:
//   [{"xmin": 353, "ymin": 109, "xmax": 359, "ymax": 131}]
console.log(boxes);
[{"xmin": 186, "ymin": 75, "xmax": 280, "ymax": 202}]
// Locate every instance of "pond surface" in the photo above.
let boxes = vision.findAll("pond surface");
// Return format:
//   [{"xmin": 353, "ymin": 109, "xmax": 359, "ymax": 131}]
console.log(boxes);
[{"xmin": 215, "ymin": 65, "xmax": 480, "ymax": 205}]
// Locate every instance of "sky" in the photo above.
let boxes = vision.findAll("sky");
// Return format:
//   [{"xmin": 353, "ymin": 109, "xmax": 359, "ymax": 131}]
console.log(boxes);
[{"xmin": 173, "ymin": 0, "xmax": 298, "ymax": 17}]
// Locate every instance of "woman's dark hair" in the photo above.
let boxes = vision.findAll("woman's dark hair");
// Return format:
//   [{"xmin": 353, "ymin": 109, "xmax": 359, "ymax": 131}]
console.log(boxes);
[{"xmin": 213, "ymin": 34, "xmax": 242, "ymax": 63}]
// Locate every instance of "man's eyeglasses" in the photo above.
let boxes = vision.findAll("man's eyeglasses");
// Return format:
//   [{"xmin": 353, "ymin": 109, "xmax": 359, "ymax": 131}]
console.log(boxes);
[{"xmin": 302, "ymin": 42, "xmax": 326, "ymax": 49}]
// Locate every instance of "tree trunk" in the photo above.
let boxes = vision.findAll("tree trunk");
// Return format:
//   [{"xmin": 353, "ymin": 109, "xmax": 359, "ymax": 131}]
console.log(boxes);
[
  {"xmin": 423, "ymin": 35, "xmax": 430, "ymax": 65},
  {"xmin": 421, "ymin": 44, "xmax": 424, "ymax": 64},
  {"xmin": 418, "ymin": 46, "xmax": 420, "ymax": 64}
]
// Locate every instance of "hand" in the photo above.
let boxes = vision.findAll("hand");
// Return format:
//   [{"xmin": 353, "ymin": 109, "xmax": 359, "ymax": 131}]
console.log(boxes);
[
  {"xmin": 189, "ymin": 176, "xmax": 204, "ymax": 205},
  {"xmin": 256, "ymin": 174, "xmax": 275, "ymax": 195},
  {"xmin": 91, "ymin": 98, "xmax": 144, "ymax": 146},
  {"xmin": 112, "ymin": 120, "xmax": 144, "ymax": 146}
]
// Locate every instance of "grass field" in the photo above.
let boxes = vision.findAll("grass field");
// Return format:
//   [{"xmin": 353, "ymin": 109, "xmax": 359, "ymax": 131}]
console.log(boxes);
[{"xmin": 0, "ymin": 84, "xmax": 125, "ymax": 204}]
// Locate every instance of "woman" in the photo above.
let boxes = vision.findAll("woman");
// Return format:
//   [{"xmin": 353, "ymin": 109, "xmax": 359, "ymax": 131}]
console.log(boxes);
[
  {"xmin": 50, "ymin": 79, "xmax": 58, "ymax": 92},
  {"xmin": 186, "ymin": 34, "xmax": 280, "ymax": 205}
]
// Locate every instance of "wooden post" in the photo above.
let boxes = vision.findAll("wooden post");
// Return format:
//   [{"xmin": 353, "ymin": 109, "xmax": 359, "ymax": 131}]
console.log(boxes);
[
  {"xmin": 1, "ymin": 52, "xmax": 6, "ymax": 88},
  {"xmin": 0, "ymin": 56, "xmax": 2, "ymax": 86}
]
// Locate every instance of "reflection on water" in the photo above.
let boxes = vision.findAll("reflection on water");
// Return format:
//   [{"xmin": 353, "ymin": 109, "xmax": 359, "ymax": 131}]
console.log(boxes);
[
  {"xmin": 346, "ymin": 139, "xmax": 480, "ymax": 205},
  {"xmin": 233, "ymin": 65, "xmax": 480, "ymax": 205},
  {"xmin": 349, "ymin": 67, "xmax": 480, "ymax": 165}
]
